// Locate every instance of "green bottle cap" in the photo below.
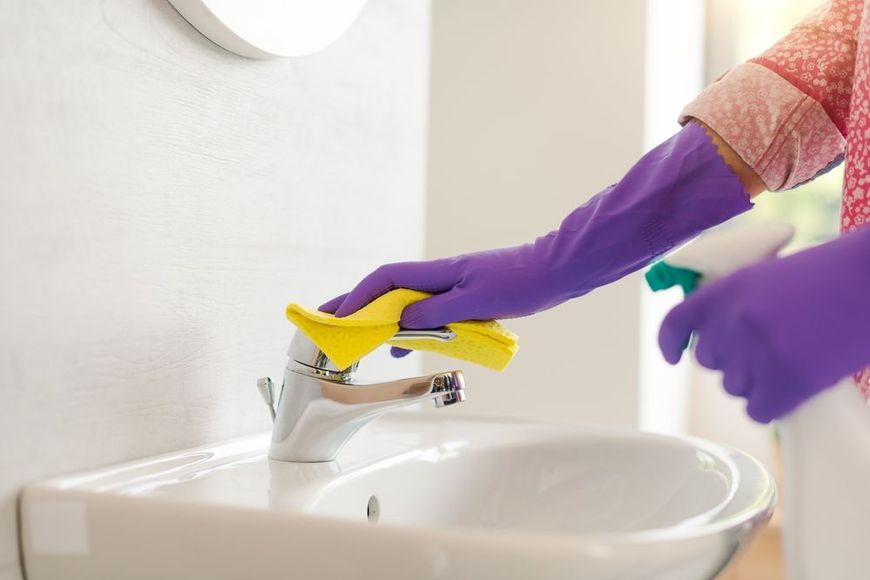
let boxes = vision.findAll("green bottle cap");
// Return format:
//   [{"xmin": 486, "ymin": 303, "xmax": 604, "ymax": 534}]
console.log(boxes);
[{"xmin": 644, "ymin": 262, "xmax": 702, "ymax": 296}]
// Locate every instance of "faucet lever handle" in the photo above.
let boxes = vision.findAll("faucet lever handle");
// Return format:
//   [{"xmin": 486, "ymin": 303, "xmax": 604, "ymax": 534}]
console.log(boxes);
[
  {"xmin": 391, "ymin": 328, "xmax": 456, "ymax": 342},
  {"xmin": 285, "ymin": 327, "xmax": 455, "ymax": 380}
]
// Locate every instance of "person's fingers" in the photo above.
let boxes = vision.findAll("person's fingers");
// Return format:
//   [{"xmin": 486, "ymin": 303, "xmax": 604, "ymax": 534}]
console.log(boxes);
[
  {"xmin": 693, "ymin": 334, "xmax": 721, "ymax": 370},
  {"xmin": 333, "ymin": 260, "xmax": 460, "ymax": 318},
  {"xmin": 745, "ymin": 365, "xmax": 805, "ymax": 424},
  {"xmin": 722, "ymin": 364, "xmax": 751, "ymax": 397},
  {"xmin": 399, "ymin": 289, "xmax": 474, "ymax": 329},
  {"xmin": 318, "ymin": 293, "xmax": 349, "ymax": 314},
  {"xmin": 390, "ymin": 346, "xmax": 412, "ymax": 358},
  {"xmin": 659, "ymin": 289, "xmax": 710, "ymax": 365},
  {"xmin": 746, "ymin": 389, "xmax": 778, "ymax": 424}
]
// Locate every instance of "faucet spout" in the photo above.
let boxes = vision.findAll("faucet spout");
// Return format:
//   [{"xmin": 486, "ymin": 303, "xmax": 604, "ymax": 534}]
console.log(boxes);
[{"xmin": 262, "ymin": 333, "xmax": 466, "ymax": 463}]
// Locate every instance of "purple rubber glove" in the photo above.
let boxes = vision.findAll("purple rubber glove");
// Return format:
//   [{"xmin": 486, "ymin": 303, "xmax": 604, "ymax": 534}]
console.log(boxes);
[
  {"xmin": 659, "ymin": 226, "xmax": 870, "ymax": 423},
  {"xmin": 321, "ymin": 123, "xmax": 752, "ymax": 357}
]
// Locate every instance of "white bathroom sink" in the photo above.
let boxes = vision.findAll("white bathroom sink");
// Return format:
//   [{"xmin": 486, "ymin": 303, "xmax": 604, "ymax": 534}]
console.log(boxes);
[{"xmin": 20, "ymin": 414, "xmax": 774, "ymax": 580}]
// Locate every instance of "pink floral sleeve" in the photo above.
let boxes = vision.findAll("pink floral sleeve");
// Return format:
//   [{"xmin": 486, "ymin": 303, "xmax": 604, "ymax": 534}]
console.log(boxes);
[{"xmin": 680, "ymin": 0, "xmax": 861, "ymax": 192}]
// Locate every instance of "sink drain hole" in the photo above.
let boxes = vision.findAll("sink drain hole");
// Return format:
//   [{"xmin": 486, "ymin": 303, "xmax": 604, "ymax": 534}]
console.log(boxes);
[{"xmin": 367, "ymin": 495, "xmax": 380, "ymax": 524}]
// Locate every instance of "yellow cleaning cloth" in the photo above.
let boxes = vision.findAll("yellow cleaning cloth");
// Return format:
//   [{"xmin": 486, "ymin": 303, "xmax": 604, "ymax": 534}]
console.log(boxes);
[{"xmin": 285, "ymin": 289, "xmax": 518, "ymax": 371}]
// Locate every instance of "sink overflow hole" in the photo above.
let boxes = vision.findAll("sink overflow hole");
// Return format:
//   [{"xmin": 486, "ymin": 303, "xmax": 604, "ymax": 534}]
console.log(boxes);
[{"xmin": 367, "ymin": 495, "xmax": 380, "ymax": 524}]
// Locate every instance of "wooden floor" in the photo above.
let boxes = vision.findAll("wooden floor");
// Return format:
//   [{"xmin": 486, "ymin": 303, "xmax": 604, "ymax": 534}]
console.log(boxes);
[{"xmin": 717, "ymin": 525, "xmax": 784, "ymax": 580}]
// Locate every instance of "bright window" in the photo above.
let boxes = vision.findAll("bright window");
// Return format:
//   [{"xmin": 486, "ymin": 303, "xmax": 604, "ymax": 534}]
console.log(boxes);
[{"xmin": 709, "ymin": 0, "xmax": 843, "ymax": 250}]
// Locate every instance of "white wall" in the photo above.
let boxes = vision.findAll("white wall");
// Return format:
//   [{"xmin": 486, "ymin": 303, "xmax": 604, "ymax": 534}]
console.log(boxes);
[
  {"xmin": 0, "ymin": 1, "xmax": 430, "ymax": 578},
  {"xmin": 424, "ymin": 0, "xmax": 647, "ymax": 426},
  {"xmin": 638, "ymin": 0, "xmax": 705, "ymax": 435}
]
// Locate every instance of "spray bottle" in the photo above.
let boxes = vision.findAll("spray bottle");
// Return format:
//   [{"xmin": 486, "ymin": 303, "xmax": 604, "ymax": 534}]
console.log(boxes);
[{"xmin": 646, "ymin": 223, "xmax": 870, "ymax": 580}]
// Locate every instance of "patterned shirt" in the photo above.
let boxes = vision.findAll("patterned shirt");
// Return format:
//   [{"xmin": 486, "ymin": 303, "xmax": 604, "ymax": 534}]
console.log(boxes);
[{"xmin": 680, "ymin": 0, "xmax": 870, "ymax": 395}]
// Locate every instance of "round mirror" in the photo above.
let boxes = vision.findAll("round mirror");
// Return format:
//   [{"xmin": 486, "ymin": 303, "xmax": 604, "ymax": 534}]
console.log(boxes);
[{"xmin": 167, "ymin": 0, "xmax": 370, "ymax": 58}]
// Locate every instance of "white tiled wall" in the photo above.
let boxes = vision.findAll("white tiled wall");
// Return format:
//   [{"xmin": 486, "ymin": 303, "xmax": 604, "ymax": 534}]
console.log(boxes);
[{"xmin": 0, "ymin": 1, "xmax": 430, "ymax": 577}]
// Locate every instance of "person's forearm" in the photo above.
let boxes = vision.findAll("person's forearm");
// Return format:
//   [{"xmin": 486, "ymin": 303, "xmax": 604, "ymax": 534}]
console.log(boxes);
[
  {"xmin": 322, "ymin": 123, "xmax": 753, "ymax": 328},
  {"xmin": 693, "ymin": 119, "xmax": 767, "ymax": 198}
]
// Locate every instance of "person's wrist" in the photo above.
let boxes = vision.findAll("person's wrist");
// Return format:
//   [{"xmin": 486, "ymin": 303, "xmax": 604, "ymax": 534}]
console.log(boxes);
[{"xmin": 690, "ymin": 119, "xmax": 766, "ymax": 197}]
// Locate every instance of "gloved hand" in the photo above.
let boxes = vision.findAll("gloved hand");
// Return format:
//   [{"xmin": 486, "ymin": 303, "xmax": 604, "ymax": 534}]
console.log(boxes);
[
  {"xmin": 321, "ymin": 122, "xmax": 752, "ymax": 356},
  {"xmin": 659, "ymin": 226, "xmax": 870, "ymax": 423}
]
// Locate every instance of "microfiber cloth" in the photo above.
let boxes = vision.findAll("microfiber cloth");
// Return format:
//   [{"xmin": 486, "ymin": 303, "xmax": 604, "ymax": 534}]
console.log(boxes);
[{"xmin": 285, "ymin": 289, "xmax": 519, "ymax": 371}]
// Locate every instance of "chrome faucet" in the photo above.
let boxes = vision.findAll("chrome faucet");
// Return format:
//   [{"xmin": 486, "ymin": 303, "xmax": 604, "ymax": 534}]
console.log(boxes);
[{"xmin": 257, "ymin": 331, "xmax": 466, "ymax": 462}]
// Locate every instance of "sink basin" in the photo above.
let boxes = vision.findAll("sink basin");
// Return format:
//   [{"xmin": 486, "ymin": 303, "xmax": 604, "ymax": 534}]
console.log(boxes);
[{"xmin": 20, "ymin": 414, "xmax": 774, "ymax": 580}]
